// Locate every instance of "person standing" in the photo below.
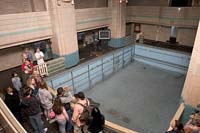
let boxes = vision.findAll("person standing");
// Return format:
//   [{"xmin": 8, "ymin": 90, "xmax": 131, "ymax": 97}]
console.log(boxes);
[
  {"xmin": 37, "ymin": 80, "xmax": 53, "ymax": 121},
  {"xmin": 21, "ymin": 59, "xmax": 33, "ymax": 85},
  {"xmin": 25, "ymin": 48, "xmax": 33, "ymax": 63},
  {"xmin": 35, "ymin": 48, "xmax": 45, "ymax": 65},
  {"xmin": 57, "ymin": 87, "xmax": 73, "ymax": 131},
  {"xmin": 72, "ymin": 92, "xmax": 90, "ymax": 133},
  {"xmin": 4, "ymin": 87, "xmax": 22, "ymax": 123},
  {"xmin": 88, "ymin": 107, "xmax": 105, "ymax": 133},
  {"xmin": 11, "ymin": 71, "xmax": 22, "ymax": 93},
  {"xmin": 53, "ymin": 97, "xmax": 69, "ymax": 133},
  {"xmin": 27, "ymin": 77, "xmax": 39, "ymax": 96},
  {"xmin": 22, "ymin": 87, "xmax": 47, "ymax": 133}
]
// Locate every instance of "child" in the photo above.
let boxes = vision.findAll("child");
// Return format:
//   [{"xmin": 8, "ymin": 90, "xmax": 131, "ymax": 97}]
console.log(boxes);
[
  {"xmin": 22, "ymin": 87, "xmax": 47, "ymax": 133},
  {"xmin": 11, "ymin": 71, "xmax": 22, "ymax": 92},
  {"xmin": 52, "ymin": 97, "xmax": 69, "ymax": 133}
]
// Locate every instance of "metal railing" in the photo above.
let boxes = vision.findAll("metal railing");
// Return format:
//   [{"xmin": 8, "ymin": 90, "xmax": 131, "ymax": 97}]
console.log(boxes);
[{"xmin": 46, "ymin": 45, "xmax": 135, "ymax": 94}]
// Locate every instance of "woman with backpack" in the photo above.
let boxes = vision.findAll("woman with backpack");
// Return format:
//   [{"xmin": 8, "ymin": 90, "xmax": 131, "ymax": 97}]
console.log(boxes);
[
  {"xmin": 88, "ymin": 107, "xmax": 105, "ymax": 133},
  {"xmin": 72, "ymin": 92, "xmax": 90, "ymax": 133},
  {"xmin": 52, "ymin": 97, "xmax": 69, "ymax": 133}
]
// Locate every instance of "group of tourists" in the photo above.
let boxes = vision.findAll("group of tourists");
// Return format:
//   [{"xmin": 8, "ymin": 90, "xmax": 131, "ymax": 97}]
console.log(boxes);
[
  {"xmin": 5, "ymin": 53, "xmax": 105, "ymax": 133},
  {"xmin": 21, "ymin": 47, "xmax": 45, "ymax": 85}
]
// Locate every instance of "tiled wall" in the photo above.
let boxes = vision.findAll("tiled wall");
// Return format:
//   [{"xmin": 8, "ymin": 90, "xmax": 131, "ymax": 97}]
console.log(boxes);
[
  {"xmin": 0, "ymin": 0, "xmax": 46, "ymax": 15},
  {"xmin": 138, "ymin": 24, "xmax": 197, "ymax": 46},
  {"xmin": 75, "ymin": 8, "xmax": 111, "ymax": 31},
  {"xmin": 0, "ymin": 0, "xmax": 32, "ymax": 15},
  {"xmin": 134, "ymin": 44, "xmax": 191, "ymax": 74},
  {"xmin": 127, "ymin": 0, "xmax": 168, "ymax": 6},
  {"xmin": 74, "ymin": 0, "xmax": 108, "ymax": 9},
  {"xmin": 0, "ymin": 11, "xmax": 52, "ymax": 49},
  {"xmin": 127, "ymin": 6, "xmax": 200, "ymax": 27}
]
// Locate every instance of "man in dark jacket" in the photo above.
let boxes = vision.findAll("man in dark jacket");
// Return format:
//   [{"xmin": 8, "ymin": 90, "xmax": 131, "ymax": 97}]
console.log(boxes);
[
  {"xmin": 5, "ymin": 87, "xmax": 22, "ymax": 123},
  {"xmin": 22, "ymin": 87, "xmax": 47, "ymax": 133}
]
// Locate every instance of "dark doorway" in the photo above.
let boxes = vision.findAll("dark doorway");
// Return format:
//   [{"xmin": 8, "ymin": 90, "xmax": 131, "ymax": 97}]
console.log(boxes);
[
  {"xmin": 77, "ymin": 27, "xmax": 113, "ymax": 63},
  {"xmin": 170, "ymin": 0, "xmax": 192, "ymax": 7}
]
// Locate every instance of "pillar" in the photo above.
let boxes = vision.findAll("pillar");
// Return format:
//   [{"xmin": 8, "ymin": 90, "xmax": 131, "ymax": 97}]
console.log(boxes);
[
  {"xmin": 181, "ymin": 22, "xmax": 200, "ymax": 107},
  {"xmin": 47, "ymin": 0, "xmax": 79, "ymax": 68},
  {"xmin": 108, "ymin": 0, "xmax": 126, "ymax": 48}
]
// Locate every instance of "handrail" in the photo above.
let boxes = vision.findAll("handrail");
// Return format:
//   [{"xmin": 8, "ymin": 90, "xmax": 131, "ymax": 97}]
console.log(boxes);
[
  {"xmin": 105, "ymin": 120, "xmax": 138, "ymax": 133},
  {"xmin": 167, "ymin": 102, "xmax": 185, "ymax": 131},
  {"xmin": 0, "ymin": 98, "xmax": 27, "ymax": 133},
  {"xmin": 34, "ymin": 63, "xmax": 48, "ymax": 76}
]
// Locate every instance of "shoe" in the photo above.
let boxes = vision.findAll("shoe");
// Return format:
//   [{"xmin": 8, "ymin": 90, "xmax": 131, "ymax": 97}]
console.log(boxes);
[{"xmin": 43, "ymin": 128, "xmax": 48, "ymax": 133}]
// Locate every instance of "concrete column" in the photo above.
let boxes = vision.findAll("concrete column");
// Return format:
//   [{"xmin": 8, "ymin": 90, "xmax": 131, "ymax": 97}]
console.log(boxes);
[
  {"xmin": 47, "ymin": 0, "xmax": 79, "ymax": 68},
  {"xmin": 181, "ymin": 22, "xmax": 200, "ymax": 107},
  {"xmin": 108, "ymin": 0, "xmax": 126, "ymax": 48}
]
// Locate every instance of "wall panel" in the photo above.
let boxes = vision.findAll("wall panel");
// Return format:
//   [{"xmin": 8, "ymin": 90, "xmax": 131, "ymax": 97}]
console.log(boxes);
[
  {"xmin": 0, "ymin": 12, "xmax": 52, "ymax": 49},
  {"xmin": 75, "ymin": 8, "xmax": 111, "ymax": 31},
  {"xmin": 0, "ymin": 0, "xmax": 32, "ymax": 15},
  {"xmin": 127, "ymin": 6, "xmax": 200, "ymax": 28},
  {"xmin": 75, "ymin": 0, "xmax": 108, "ymax": 9},
  {"xmin": 127, "ymin": 0, "xmax": 168, "ymax": 6}
]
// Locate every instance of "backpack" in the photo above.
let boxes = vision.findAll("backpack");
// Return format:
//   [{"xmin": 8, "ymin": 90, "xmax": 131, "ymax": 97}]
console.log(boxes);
[
  {"xmin": 77, "ymin": 99, "xmax": 93, "ymax": 125},
  {"xmin": 192, "ymin": 113, "xmax": 200, "ymax": 126}
]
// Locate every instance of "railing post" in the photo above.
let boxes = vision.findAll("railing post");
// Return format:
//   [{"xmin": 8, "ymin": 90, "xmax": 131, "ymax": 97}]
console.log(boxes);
[
  {"xmin": 101, "ymin": 58, "xmax": 104, "ymax": 81},
  {"xmin": 88, "ymin": 65, "xmax": 91, "ymax": 89},
  {"xmin": 131, "ymin": 45, "xmax": 133, "ymax": 62},
  {"xmin": 50, "ymin": 80, "xmax": 54, "ymax": 89},
  {"xmin": 113, "ymin": 53, "xmax": 115, "ymax": 73},
  {"xmin": 122, "ymin": 47, "xmax": 125, "ymax": 68},
  {"xmin": 71, "ymin": 71, "xmax": 75, "ymax": 94}
]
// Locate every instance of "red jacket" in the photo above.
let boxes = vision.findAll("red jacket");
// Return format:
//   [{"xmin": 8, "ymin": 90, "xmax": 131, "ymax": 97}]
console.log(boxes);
[{"xmin": 21, "ymin": 63, "xmax": 33, "ymax": 74}]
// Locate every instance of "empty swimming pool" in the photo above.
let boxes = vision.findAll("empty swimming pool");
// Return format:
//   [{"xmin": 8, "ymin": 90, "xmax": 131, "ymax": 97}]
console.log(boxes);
[{"xmin": 86, "ymin": 61, "xmax": 185, "ymax": 133}]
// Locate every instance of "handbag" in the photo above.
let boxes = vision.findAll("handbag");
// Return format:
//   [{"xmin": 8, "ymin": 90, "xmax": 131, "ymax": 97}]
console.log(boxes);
[{"xmin": 48, "ymin": 110, "xmax": 55, "ymax": 119}]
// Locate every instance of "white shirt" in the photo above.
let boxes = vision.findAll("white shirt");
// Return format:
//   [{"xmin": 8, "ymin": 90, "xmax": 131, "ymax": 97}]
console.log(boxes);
[{"xmin": 35, "ymin": 51, "xmax": 44, "ymax": 65}]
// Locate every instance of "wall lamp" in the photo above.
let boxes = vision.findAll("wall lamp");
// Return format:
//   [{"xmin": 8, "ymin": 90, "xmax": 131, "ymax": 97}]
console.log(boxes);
[
  {"xmin": 57, "ymin": 0, "xmax": 74, "ymax": 6},
  {"xmin": 120, "ymin": 0, "xmax": 128, "ymax": 3}
]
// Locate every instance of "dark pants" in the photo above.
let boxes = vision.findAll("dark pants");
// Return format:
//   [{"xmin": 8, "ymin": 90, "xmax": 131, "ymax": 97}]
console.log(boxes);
[
  {"xmin": 66, "ymin": 109, "xmax": 73, "ymax": 131},
  {"xmin": 29, "ymin": 113, "xmax": 44, "ymax": 133}
]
